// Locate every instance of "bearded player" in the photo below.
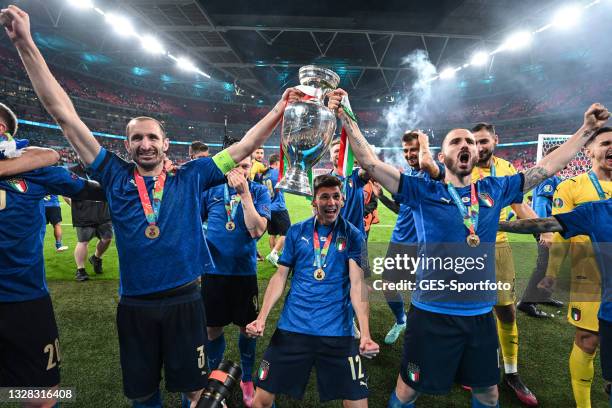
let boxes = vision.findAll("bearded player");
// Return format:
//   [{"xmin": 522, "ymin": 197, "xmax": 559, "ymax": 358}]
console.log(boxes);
[{"xmin": 329, "ymin": 87, "xmax": 608, "ymax": 408}]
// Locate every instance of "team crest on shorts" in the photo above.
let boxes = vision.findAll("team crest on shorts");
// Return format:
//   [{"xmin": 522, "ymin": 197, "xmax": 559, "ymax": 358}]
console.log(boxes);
[
  {"xmin": 336, "ymin": 237, "xmax": 347, "ymax": 252},
  {"xmin": 7, "ymin": 178, "xmax": 28, "ymax": 193},
  {"xmin": 258, "ymin": 360, "xmax": 270, "ymax": 381},
  {"xmin": 253, "ymin": 295, "xmax": 259, "ymax": 312},
  {"xmin": 571, "ymin": 307, "xmax": 581, "ymax": 322},
  {"xmin": 554, "ymin": 198, "xmax": 564, "ymax": 208},
  {"xmin": 406, "ymin": 362, "xmax": 420, "ymax": 383}
]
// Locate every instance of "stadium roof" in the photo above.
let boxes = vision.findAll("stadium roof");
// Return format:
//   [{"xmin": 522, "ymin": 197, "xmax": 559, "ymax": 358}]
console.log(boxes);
[{"xmin": 6, "ymin": 0, "xmax": 605, "ymax": 104}]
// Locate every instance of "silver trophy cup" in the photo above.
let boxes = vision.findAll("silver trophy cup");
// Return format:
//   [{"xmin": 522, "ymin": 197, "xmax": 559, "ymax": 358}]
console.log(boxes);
[{"xmin": 276, "ymin": 65, "xmax": 340, "ymax": 196}]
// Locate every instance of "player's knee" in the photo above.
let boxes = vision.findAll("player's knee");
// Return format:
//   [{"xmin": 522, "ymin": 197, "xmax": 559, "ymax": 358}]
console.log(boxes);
[
  {"xmin": 183, "ymin": 389, "xmax": 202, "ymax": 403},
  {"xmin": 494, "ymin": 304, "xmax": 515, "ymax": 323},
  {"xmin": 252, "ymin": 388, "xmax": 275, "ymax": 408},
  {"xmin": 342, "ymin": 397, "xmax": 368, "ymax": 408},
  {"xmin": 575, "ymin": 330, "xmax": 599, "ymax": 354},
  {"xmin": 472, "ymin": 385, "xmax": 498, "ymax": 406},
  {"xmin": 395, "ymin": 374, "xmax": 418, "ymax": 402},
  {"xmin": 207, "ymin": 326, "xmax": 224, "ymax": 340}
]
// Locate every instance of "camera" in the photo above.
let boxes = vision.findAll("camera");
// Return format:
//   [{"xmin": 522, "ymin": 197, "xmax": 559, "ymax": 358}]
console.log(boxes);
[{"xmin": 196, "ymin": 360, "xmax": 242, "ymax": 408}]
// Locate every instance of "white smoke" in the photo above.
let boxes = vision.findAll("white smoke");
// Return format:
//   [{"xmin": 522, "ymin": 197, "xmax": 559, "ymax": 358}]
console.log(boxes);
[{"xmin": 382, "ymin": 49, "xmax": 437, "ymax": 167}]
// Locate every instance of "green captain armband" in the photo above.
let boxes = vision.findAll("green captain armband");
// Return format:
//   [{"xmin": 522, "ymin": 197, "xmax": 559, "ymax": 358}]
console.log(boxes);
[{"xmin": 212, "ymin": 149, "xmax": 237, "ymax": 174}]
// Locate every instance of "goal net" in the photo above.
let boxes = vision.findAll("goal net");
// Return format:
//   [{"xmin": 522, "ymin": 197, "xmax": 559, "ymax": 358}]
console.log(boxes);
[{"xmin": 537, "ymin": 134, "xmax": 592, "ymax": 179}]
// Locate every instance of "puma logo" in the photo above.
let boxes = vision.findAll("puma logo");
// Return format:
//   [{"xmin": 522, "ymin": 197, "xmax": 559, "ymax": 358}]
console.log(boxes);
[
  {"xmin": 440, "ymin": 197, "xmax": 451, "ymax": 204},
  {"xmin": 301, "ymin": 236, "xmax": 310, "ymax": 244}
]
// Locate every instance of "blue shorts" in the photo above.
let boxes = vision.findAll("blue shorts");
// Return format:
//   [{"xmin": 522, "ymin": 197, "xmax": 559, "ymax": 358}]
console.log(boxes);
[
  {"xmin": 600, "ymin": 318, "xmax": 612, "ymax": 381},
  {"xmin": 255, "ymin": 329, "xmax": 369, "ymax": 403},
  {"xmin": 400, "ymin": 305, "xmax": 500, "ymax": 394},
  {"xmin": 117, "ymin": 283, "xmax": 208, "ymax": 399}
]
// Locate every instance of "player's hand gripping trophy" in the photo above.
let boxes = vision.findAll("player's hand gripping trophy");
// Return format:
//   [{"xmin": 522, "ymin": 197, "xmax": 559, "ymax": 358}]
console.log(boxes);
[{"xmin": 276, "ymin": 65, "xmax": 340, "ymax": 196}]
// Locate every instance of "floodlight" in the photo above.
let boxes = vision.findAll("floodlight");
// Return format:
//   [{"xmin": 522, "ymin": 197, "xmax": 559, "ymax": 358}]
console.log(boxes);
[
  {"xmin": 439, "ymin": 67, "xmax": 456, "ymax": 80},
  {"xmin": 552, "ymin": 5, "xmax": 582, "ymax": 28},
  {"xmin": 141, "ymin": 35, "xmax": 165, "ymax": 54},
  {"xmin": 471, "ymin": 51, "xmax": 489, "ymax": 66}
]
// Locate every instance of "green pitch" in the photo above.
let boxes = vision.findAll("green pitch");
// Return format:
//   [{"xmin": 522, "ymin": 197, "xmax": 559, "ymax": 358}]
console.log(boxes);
[{"xmin": 33, "ymin": 194, "xmax": 607, "ymax": 407}]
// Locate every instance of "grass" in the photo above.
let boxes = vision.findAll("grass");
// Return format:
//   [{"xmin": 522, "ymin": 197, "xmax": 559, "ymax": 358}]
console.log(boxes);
[{"xmin": 29, "ymin": 194, "xmax": 608, "ymax": 407}]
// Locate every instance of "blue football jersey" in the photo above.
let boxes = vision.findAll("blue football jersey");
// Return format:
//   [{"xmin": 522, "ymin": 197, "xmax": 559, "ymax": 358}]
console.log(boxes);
[
  {"xmin": 43, "ymin": 194, "xmax": 60, "ymax": 207},
  {"xmin": 555, "ymin": 199, "xmax": 612, "ymax": 321},
  {"xmin": 261, "ymin": 167, "xmax": 286, "ymax": 212},
  {"xmin": 396, "ymin": 173, "xmax": 524, "ymax": 316},
  {"xmin": 0, "ymin": 167, "xmax": 86, "ymax": 302},
  {"xmin": 277, "ymin": 216, "xmax": 364, "ymax": 336},
  {"xmin": 532, "ymin": 175, "xmax": 561, "ymax": 218},
  {"xmin": 203, "ymin": 182, "xmax": 271, "ymax": 276},
  {"xmin": 89, "ymin": 148, "xmax": 226, "ymax": 296},
  {"xmin": 332, "ymin": 169, "xmax": 367, "ymax": 238}
]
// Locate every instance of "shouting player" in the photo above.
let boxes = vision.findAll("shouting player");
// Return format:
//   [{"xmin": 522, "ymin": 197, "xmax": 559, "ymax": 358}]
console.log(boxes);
[
  {"xmin": 329, "ymin": 87, "xmax": 608, "ymax": 408},
  {"xmin": 246, "ymin": 175, "xmax": 379, "ymax": 408}
]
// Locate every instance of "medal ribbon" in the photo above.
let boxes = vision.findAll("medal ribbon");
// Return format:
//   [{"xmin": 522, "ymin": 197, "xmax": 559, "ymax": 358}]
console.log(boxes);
[
  {"xmin": 588, "ymin": 170, "xmax": 607, "ymax": 200},
  {"xmin": 447, "ymin": 182, "xmax": 479, "ymax": 237},
  {"xmin": 478, "ymin": 160, "xmax": 496, "ymax": 179},
  {"xmin": 134, "ymin": 169, "xmax": 166, "ymax": 227},
  {"xmin": 224, "ymin": 184, "xmax": 241, "ymax": 224},
  {"xmin": 313, "ymin": 219, "xmax": 336, "ymax": 269}
]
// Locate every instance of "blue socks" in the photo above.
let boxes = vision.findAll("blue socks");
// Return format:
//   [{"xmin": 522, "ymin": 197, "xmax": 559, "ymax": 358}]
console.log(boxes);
[
  {"xmin": 388, "ymin": 390, "xmax": 415, "ymax": 408},
  {"xmin": 387, "ymin": 299, "xmax": 406, "ymax": 325},
  {"xmin": 206, "ymin": 333, "xmax": 226, "ymax": 370},
  {"xmin": 181, "ymin": 394, "xmax": 191, "ymax": 408},
  {"xmin": 132, "ymin": 390, "xmax": 161, "ymax": 408},
  {"xmin": 471, "ymin": 396, "xmax": 499, "ymax": 408},
  {"xmin": 238, "ymin": 332, "xmax": 257, "ymax": 382}
]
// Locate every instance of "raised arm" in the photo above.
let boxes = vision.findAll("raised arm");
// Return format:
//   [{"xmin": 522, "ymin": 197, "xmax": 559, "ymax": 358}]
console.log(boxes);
[
  {"xmin": 521, "ymin": 103, "xmax": 609, "ymax": 192},
  {"xmin": 227, "ymin": 169, "xmax": 268, "ymax": 238},
  {"xmin": 328, "ymin": 89, "xmax": 402, "ymax": 194},
  {"xmin": 498, "ymin": 217, "xmax": 563, "ymax": 234},
  {"xmin": 2, "ymin": 6, "xmax": 100, "ymax": 165},
  {"xmin": 0, "ymin": 147, "xmax": 58, "ymax": 177},
  {"xmin": 416, "ymin": 131, "xmax": 442, "ymax": 180},
  {"xmin": 225, "ymin": 88, "xmax": 302, "ymax": 164}
]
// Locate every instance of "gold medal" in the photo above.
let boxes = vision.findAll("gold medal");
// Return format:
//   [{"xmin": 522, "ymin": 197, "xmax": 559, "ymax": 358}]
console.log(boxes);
[
  {"xmin": 466, "ymin": 234, "xmax": 480, "ymax": 247},
  {"xmin": 145, "ymin": 225, "xmax": 160, "ymax": 239},
  {"xmin": 226, "ymin": 221, "xmax": 236, "ymax": 231},
  {"xmin": 314, "ymin": 268, "xmax": 326, "ymax": 281}
]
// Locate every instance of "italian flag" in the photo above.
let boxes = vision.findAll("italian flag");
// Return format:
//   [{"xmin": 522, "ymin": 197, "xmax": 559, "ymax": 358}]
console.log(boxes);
[
  {"xmin": 337, "ymin": 95, "xmax": 357, "ymax": 177},
  {"xmin": 409, "ymin": 370, "xmax": 419, "ymax": 383},
  {"xmin": 8, "ymin": 179, "xmax": 27, "ymax": 193}
]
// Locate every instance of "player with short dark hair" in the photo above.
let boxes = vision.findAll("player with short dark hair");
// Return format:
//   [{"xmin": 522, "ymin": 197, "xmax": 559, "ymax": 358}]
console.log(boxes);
[
  {"xmin": 250, "ymin": 146, "xmax": 266, "ymax": 182},
  {"xmin": 190, "ymin": 141, "xmax": 209, "ymax": 159},
  {"xmin": 5, "ymin": 6, "xmax": 303, "ymax": 407},
  {"xmin": 247, "ymin": 174, "xmax": 379, "ymax": 408},
  {"xmin": 262, "ymin": 153, "xmax": 291, "ymax": 266},
  {"xmin": 329, "ymin": 87, "xmax": 608, "ymax": 408},
  {"xmin": 381, "ymin": 130, "xmax": 445, "ymax": 345},
  {"xmin": 202, "ymin": 155, "xmax": 270, "ymax": 407}
]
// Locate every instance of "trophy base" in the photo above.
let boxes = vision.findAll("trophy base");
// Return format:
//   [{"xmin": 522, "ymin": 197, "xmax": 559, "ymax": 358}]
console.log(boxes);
[{"xmin": 276, "ymin": 168, "xmax": 312, "ymax": 197}]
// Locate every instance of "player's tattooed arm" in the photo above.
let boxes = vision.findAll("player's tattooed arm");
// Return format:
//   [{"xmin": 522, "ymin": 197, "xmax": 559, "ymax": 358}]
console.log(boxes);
[
  {"xmin": 328, "ymin": 89, "xmax": 402, "ymax": 194},
  {"xmin": 2, "ymin": 6, "xmax": 101, "ymax": 165},
  {"xmin": 226, "ymin": 88, "xmax": 303, "ymax": 164},
  {"xmin": 0, "ymin": 147, "xmax": 59, "ymax": 177},
  {"xmin": 377, "ymin": 192, "xmax": 400, "ymax": 214},
  {"xmin": 498, "ymin": 217, "xmax": 563, "ymax": 234},
  {"xmin": 521, "ymin": 103, "xmax": 609, "ymax": 192}
]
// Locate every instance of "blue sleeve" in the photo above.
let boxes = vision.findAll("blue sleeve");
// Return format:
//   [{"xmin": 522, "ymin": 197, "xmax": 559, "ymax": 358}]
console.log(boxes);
[
  {"xmin": 346, "ymin": 225, "xmax": 364, "ymax": 267},
  {"xmin": 555, "ymin": 204, "xmax": 592, "ymax": 239},
  {"xmin": 253, "ymin": 185, "xmax": 272, "ymax": 220},
  {"xmin": 395, "ymin": 173, "xmax": 427, "ymax": 206},
  {"xmin": 200, "ymin": 191, "xmax": 209, "ymax": 221},
  {"xmin": 433, "ymin": 161, "xmax": 446, "ymax": 181},
  {"xmin": 532, "ymin": 187, "xmax": 551, "ymax": 218},
  {"xmin": 278, "ymin": 226, "xmax": 297, "ymax": 268},
  {"xmin": 187, "ymin": 157, "xmax": 226, "ymax": 192},
  {"xmin": 26, "ymin": 167, "xmax": 86, "ymax": 197},
  {"xmin": 495, "ymin": 174, "xmax": 524, "ymax": 208},
  {"xmin": 352, "ymin": 169, "xmax": 367, "ymax": 189},
  {"xmin": 88, "ymin": 148, "xmax": 126, "ymax": 190}
]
